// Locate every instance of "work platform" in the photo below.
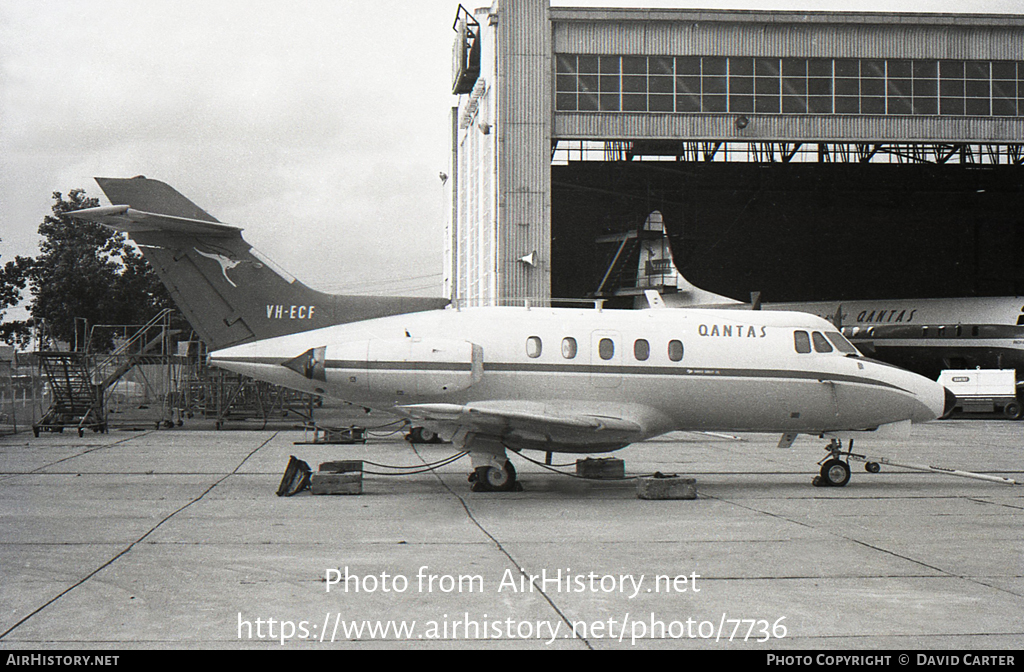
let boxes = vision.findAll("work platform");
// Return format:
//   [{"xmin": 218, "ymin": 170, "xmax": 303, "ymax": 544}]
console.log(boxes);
[{"xmin": 0, "ymin": 421, "xmax": 1020, "ymax": 649}]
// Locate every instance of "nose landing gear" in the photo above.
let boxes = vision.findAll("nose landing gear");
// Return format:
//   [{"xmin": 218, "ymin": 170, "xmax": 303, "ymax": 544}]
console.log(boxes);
[
  {"xmin": 814, "ymin": 457, "xmax": 851, "ymax": 487},
  {"xmin": 813, "ymin": 438, "xmax": 853, "ymax": 488}
]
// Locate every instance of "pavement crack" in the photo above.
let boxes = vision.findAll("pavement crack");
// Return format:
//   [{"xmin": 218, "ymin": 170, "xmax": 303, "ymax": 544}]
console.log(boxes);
[
  {"xmin": 414, "ymin": 446, "xmax": 592, "ymax": 649},
  {"xmin": 0, "ymin": 431, "xmax": 278, "ymax": 641},
  {"xmin": 0, "ymin": 432, "xmax": 157, "ymax": 484},
  {"xmin": 706, "ymin": 492, "xmax": 1024, "ymax": 600}
]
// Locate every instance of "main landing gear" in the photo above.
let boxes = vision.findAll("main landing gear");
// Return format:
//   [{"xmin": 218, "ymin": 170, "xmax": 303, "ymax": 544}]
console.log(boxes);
[
  {"xmin": 812, "ymin": 438, "xmax": 881, "ymax": 487},
  {"xmin": 468, "ymin": 459, "xmax": 520, "ymax": 492},
  {"xmin": 460, "ymin": 433, "xmax": 522, "ymax": 492}
]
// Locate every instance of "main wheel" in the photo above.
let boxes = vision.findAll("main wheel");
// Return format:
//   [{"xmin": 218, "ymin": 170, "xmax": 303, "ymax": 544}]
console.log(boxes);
[
  {"xmin": 472, "ymin": 461, "xmax": 517, "ymax": 492},
  {"xmin": 408, "ymin": 426, "xmax": 437, "ymax": 443},
  {"xmin": 820, "ymin": 459, "xmax": 851, "ymax": 487},
  {"xmin": 1003, "ymin": 401, "xmax": 1022, "ymax": 420}
]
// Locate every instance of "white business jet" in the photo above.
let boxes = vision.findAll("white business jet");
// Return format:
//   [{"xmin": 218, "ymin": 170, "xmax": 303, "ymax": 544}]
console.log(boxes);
[{"xmin": 70, "ymin": 178, "xmax": 953, "ymax": 491}]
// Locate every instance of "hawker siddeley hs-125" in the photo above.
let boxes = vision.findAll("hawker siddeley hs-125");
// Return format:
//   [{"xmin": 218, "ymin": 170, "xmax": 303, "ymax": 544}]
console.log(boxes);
[{"xmin": 70, "ymin": 178, "xmax": 953, "ymax": 491}]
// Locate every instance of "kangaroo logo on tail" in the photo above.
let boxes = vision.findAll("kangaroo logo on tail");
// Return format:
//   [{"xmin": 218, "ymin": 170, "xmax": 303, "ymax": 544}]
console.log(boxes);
[{"xmin": 194, "ymin": 248, "xmax": 259, "ymax": 288}]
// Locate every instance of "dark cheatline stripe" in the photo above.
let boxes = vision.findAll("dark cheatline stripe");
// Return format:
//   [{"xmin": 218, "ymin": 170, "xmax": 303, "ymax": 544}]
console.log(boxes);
[{"xmin": 214, "ymin": 356, "xmax": 907, "ymax": 392}]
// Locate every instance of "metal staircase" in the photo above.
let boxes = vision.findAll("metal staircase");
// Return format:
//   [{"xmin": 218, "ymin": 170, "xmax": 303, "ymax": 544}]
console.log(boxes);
[{"xmin": 33, "ymin": 352, "xmax": 105, "ymax": 437}]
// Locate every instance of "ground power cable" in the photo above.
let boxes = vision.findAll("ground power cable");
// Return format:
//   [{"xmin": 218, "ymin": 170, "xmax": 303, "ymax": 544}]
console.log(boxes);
[
  {"xmin": 412, "ymin": 445, "xmax": 595, "ymax": 650},
  {"xmin": 0, "ymin": 431, "xmax": 279, "ymax": 641},
  {"xmin": 360, "ymin": 451, "xmax": 469, "ymax": 476},
  {"xmin": 512, "ymin": 448, "xmax": 667, "ymax": 483}
]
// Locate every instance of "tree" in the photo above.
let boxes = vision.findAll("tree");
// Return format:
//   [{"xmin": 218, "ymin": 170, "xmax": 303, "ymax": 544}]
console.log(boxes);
[
  {"xmin": 2, "ymin": 189, "xmax": 177, "ymax": 350},
  {"xmin": 0, "ymin": 240, "xmax": 33, "ymax": 347}
]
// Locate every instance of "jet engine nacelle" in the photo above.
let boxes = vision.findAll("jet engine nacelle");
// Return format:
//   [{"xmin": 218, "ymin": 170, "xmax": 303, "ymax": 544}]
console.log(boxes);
[{"xmin": 328, "ymin": 338, "xmax": 483, "ymax": 399}]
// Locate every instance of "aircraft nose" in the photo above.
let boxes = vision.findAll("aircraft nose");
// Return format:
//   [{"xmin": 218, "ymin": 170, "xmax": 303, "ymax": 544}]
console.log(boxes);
[{"xmin": 941, "ymin": 387, "xmax": 957, "ymax": 419}]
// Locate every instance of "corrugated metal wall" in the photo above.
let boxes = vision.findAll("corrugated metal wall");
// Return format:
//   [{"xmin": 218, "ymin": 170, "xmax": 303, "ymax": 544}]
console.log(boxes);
[
  {"xmin": 552, "ymin": 10, "xmax": 1024, "ymax": 61},
  {"xmin": 550, "ymin": 8, "xmax": 1024, "ymax": 144},
  {"xmin": 555, "ymin": 112, "xmax": 1024, "ymax": 143},
  {"xmin": 496, "ymin": 0, "xmax": 552, "ymax": 302}
]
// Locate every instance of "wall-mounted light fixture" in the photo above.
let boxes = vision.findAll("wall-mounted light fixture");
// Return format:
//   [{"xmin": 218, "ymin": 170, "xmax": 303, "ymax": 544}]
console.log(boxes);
[{"xmin": 735, "ymin": 115, "xmax": 749, "ymax": 130}]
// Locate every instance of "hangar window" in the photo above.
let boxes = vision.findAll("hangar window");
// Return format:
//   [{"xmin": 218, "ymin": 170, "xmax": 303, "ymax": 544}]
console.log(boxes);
[
  {"xmin": 554, "ymin": 53, "xmax": 1024, "ymax": 119},
  {"xmin": 755, "ymin": 58, "xmax": 782, "ymax": 114},
  {"xmin": 562, "ymin": 337, "xmax": 578, "ymax": 359},
  {"xmin": 794, "ymin": 331, "xmax": 812, "ymax": 354},
  {"xmin": 600, "ymin": 56, "xmax": 621, "ymax": 112},
  {"xmin": 992, "ymin": 61, "xmax": 1018, "ymax": 116},
  {"xmin": 526, "ymin": 336, "xmax": 542, "ymax": 359},
  {"xmin": 668, "ymin": 340, "xmax": 684, "ymax": 362},
  {"xmin": 966, "ymin": 61, "xmax": 992, "ymax": 116},
  {"xmin": 730, "ymin": 57, "xmax": 754, "ymax": 113},
  {"xmin": 634, "ymin": 339, "xmax": 650, "ymax": 361},
  {"xmin": 702, "ymin": 57, "xmax": 728, "ymax": 113},
  {"xmin": 912, "ymin": 60, "xmax": 939, "ymax": 115},
  {"xmin": 599, "ymin": 338, "xmax": 615, "ymax": 361},
  {"xmin": 887, "ymin": 60, "xmax": 913, "ymax": 115},
  {"xmin": 807, "ymin": 59, "xmax": 834, "ymax": 113},
  {"xmin": 676, "ymin": 56, "xmax": 702, "ymax": 112},
  {"xmin": 782, "ymin": 58, "xmax": 808, "ymax": 114},
  {"xmin": 940, "ymin": 61, "xmax": 966, "ymax": 116},
  {"xmin": 811, "ymin": 332, "xmax": 834, "ymax": 353}
]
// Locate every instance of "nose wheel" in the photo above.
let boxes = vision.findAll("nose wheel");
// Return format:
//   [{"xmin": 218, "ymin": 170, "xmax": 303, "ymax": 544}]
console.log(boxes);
[
  {"xmin": 814, "ymin": 458, "xmax": 851, "ymax": 487},
  {"xmin": 813, "ymin": 438, "xmax": 853, "ymax": 487}
]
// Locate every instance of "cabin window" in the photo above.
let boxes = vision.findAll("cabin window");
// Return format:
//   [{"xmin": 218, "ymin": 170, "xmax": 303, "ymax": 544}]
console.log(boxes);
[
  {"xmin": 824, "ymin": 331, "xmax": 858, "ymax": 355},
  {"xmin": 634, "ymin": 339, "xmax": 650, "ymax": 361},
  {"xmin": 812, "ymin": 331, "xmax": 834, "ymax": 353},
  {"xmin": 668, "ymin": 340, "xmax": 684, "ymax": 361},
  {"xmin": 561, "ymin": 337, "xmax": 578, "ymax": 359},
  {"xmin": 794, "ymin": 331, "xmax": 811, "ymax": 353},
  {"xmin": 526, "ymin": 336, "xmax": 542, "ymax": 358},
  {"xmin": 599, "ymin": 338, "xmax": 615, "ymax": 360}
]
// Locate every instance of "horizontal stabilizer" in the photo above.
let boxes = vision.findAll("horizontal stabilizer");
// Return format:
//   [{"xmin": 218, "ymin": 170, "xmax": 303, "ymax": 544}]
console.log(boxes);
[{"xmin": 69, "ymin": 205, "xmax": 241, "ymax": 238}]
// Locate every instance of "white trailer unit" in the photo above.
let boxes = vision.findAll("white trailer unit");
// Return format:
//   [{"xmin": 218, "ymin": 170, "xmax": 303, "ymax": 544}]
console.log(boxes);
[{"xmin": 938, "ymin": 369, "xmax": 1022, "ymax": 420}]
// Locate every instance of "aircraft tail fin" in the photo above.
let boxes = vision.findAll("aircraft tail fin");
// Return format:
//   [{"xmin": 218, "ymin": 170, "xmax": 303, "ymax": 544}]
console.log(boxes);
[
  {"xmin": 73, "ymin": 177, "xmax": 448, "ymax": 351},
  {"xmin": 636, "ymin": 211, "xmax": 742, "ymax": 307}
]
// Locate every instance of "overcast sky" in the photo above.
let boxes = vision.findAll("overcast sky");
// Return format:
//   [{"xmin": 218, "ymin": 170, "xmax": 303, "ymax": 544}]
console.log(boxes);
[{"xmin": 2, "ymin": 0, "xmax": 1022, "ymax": 312}]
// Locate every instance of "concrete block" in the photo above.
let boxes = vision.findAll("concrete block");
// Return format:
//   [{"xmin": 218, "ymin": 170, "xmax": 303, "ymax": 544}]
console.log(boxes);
[
  {"xmin": 637, "ymin": 475, "xmax": 697, "ymax": 500},
  {"xmin": 576, "ymin": 457, "xmax": 625, "ymax": 479},
  {"xmin": 319, "ymin": 460, "xmax": 364, "ymax": 474},
  {"xmin": 310, "ymin": 471, "xmax": 363, "ymax": 495}
]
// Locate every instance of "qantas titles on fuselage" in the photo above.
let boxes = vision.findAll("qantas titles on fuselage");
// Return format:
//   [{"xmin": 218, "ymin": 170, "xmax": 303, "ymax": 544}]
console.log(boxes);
[
  {"xmin": 853, "ymin": 309, "xmax": 917, "ymax": 324},
  {"xmin": 698, "ymin": 324, "xmax": 767, "ymax": 338}
]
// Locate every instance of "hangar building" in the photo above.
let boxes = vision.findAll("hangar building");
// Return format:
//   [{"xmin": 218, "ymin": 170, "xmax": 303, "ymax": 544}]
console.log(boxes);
[{"xmin": 446, "ymin": 1, "xmax": 1024, "ymax": 307}]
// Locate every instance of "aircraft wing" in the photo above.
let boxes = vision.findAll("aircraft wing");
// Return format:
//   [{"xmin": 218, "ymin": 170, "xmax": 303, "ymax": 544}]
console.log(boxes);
[
  {"xmin": 69, "ymin": 205, "xmax": 241, "ymax": 237},
  {"xmin": 396, "ymin": 403, "xmax": 645, "ymax": 451}
]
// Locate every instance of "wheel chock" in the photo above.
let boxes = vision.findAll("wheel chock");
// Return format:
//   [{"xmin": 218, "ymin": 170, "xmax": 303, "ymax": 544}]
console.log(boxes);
[
  {"xmin": 310, "ymin": 471, "xmax": 363, "ymax": 496},
  {"xmin": 576, "ymin": 457, "xmax": 625, "ymax": 479},
  {"xmin": 637, "ymin": 473, "xmax": 697, "ymax": 500}
]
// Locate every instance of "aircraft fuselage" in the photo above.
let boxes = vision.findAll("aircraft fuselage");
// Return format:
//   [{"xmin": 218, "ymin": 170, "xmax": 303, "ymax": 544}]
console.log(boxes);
[{"xmin": 211, "ymin": 305, "xmax": 946, "ymax": 454}]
